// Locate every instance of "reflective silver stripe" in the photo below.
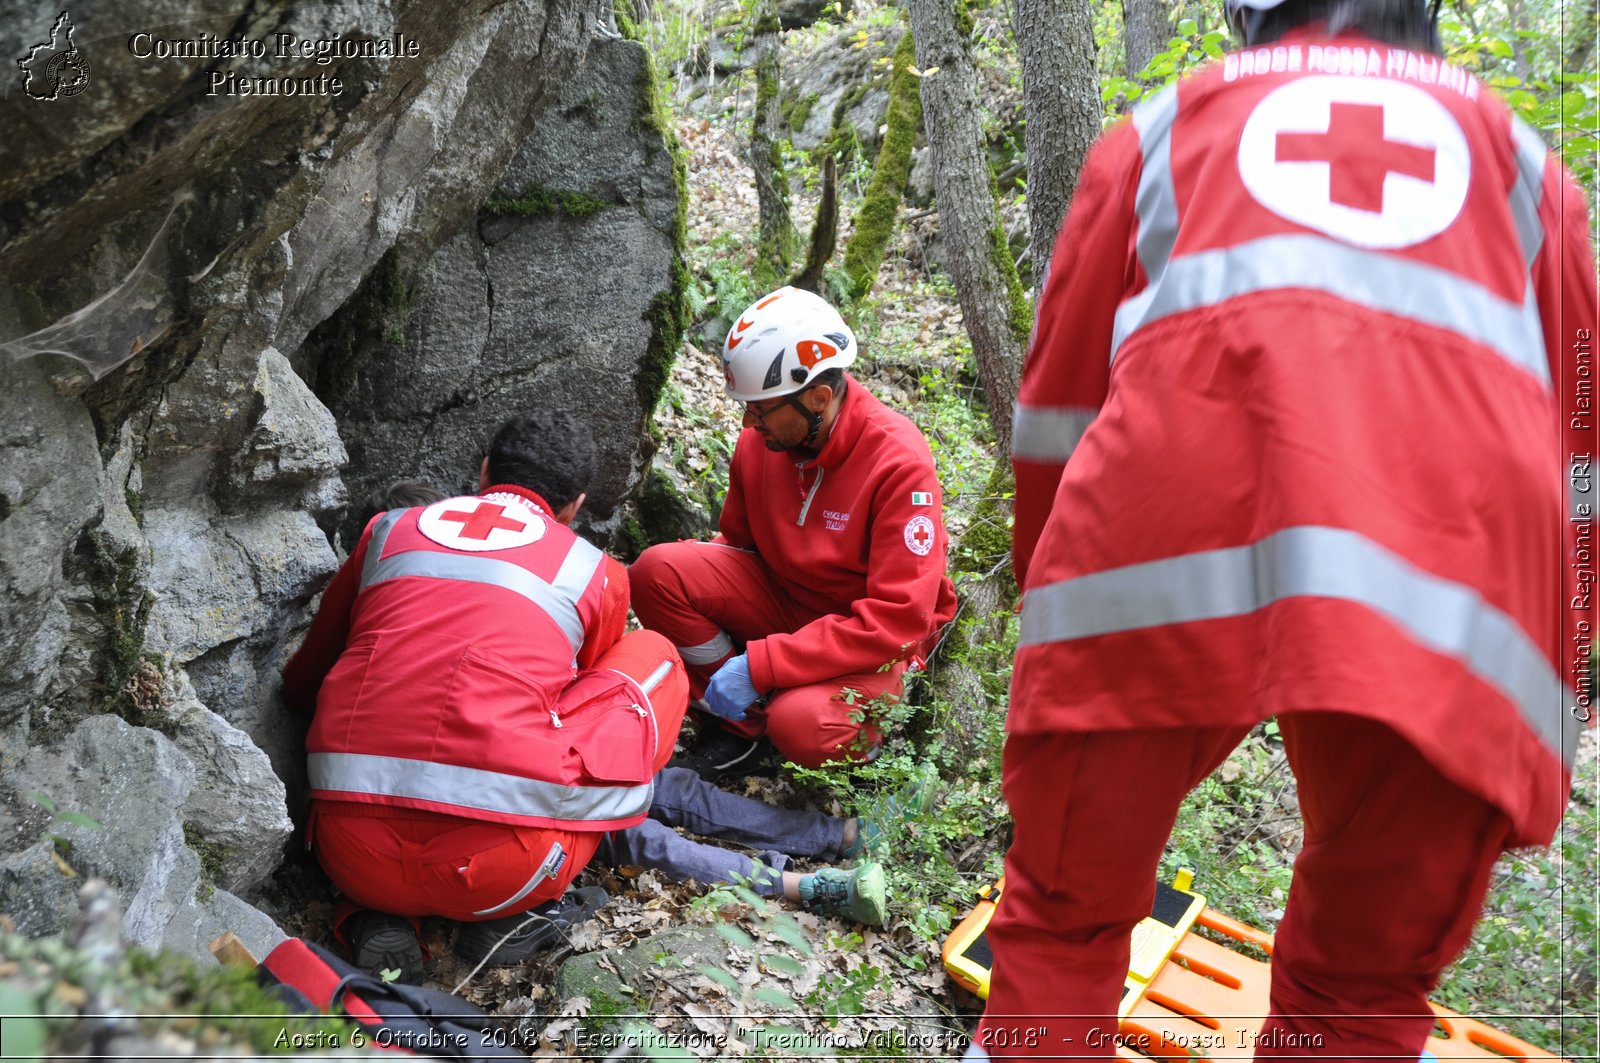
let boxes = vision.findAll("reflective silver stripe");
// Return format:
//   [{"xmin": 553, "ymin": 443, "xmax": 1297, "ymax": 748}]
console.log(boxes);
[
  {"xmin": 1012, "ymin": 404, "xmax": 1100, "ymax": 463},
  {"xmin": 309, "ymin": 752, "xmax": 653, "ymax": 821},
  {"xmin": 1111, "ymin": 233, "xmax": 1550, "ymax": 388},
  {"xmin": 551, "ymin": 536, "xmax": 605, "ymax": 603},
  {"xmin": 360, "ymin": 509, "xmax": 407, "ymax": 587},
  {"xmin": 679, "ymin": 631, "xmax": 733, "ymax": 665},
  {"xmin": 1132, "ymin": 84, "xmax": 1181, "ymax": 282},
  {"xmin": 1020, "ymin": 525, "xmax": 1577, "ymax": 764},
  {"xmin": 1508, "ymin": 120, "xmax": 1548, "ymax": 270},
  {"xmin": 640, "ymin": 658, "xmax": 675, "ymax": 695},
  {"xmin": 364, "ymin": 551, "xmax": 588, "ymax": 652}
]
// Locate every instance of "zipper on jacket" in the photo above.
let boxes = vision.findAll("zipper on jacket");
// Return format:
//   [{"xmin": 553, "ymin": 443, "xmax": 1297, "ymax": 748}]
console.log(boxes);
[
  {"xmin": 549, "ymin": 708, "xmax": 563, "ymax": 728},
  {"xmin": 796, "ymin": 466, "xmax": 824, "ymax": 527}
]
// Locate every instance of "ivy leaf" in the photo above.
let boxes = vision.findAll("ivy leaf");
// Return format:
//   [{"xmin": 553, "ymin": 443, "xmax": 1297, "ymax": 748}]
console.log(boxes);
[
  {"xmin": 698, "ymin": 965, "xmax": 741, "ymax": 993},
  {"xmin": 760, "ymin": 952, "xmax": 806, "ymax": 977},
  {"xmin": 752, "ymin": 985, "xmax": 799, "ymax": 1009},
  {"xmin": 716, "ymin": 923, "xmax": 754, "ymax": 949}
]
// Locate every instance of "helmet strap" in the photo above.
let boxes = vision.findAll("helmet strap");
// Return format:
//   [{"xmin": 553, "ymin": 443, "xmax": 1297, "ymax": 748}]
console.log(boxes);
[
  {"xmin": 787, "ymin": 375, "xmax": 846, "ymax": 451},
  {"xmin": 787, "ymin": 393, "xmax": 825, "ymax": 449}
]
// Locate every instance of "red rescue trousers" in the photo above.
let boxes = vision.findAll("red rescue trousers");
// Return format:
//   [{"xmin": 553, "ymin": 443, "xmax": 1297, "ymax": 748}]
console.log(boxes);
[
  {"xmin": 312, "ymin": 629, "xmax": 688, "ymax": 922},
  {"xmin": 975, "ymin": 712, "xmax": 1513, "ymax": 1062},
  {"xmin": 630, "ymin": 540, "xmax": 905, "ymax": 767}
]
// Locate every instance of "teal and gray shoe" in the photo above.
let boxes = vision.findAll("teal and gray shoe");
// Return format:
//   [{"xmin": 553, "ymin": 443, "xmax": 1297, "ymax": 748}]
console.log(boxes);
[{"xmin": 797, "ymin": 862, "xmax": 888, "ymax": 926}]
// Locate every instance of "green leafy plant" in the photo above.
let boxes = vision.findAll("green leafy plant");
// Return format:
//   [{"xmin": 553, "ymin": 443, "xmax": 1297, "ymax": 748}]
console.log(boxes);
[{"xmin": 27, "ymin": 792, "xmax": 101, "ymax": 865}]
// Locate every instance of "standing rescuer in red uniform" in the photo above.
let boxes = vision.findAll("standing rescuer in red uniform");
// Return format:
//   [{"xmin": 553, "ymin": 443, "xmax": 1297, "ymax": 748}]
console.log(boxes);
[
  {"xmin": 631, "ymin": 286, "xmax": 958, "ymax": 771},
  {"xmin": 973, "ymin": 0, "xmax": 1597, "ymax": 1056}
]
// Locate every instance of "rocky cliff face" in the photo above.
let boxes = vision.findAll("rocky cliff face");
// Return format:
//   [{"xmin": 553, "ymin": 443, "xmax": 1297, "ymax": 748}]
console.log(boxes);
[{"xmin": 0, "ymin": 0, "xmax": 684, "ymax": 964}]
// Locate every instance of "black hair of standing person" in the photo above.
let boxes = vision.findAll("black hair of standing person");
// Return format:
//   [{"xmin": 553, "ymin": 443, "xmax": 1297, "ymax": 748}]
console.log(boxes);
[{"xmin": 1236, "ymin": 0, "xmax": 1442, "ymax": 52}]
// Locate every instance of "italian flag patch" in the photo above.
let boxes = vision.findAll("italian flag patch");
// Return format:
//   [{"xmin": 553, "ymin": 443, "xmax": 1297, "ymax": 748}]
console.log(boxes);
[{"xmin": 911, "ymin": 491, "xmax": 933, "ymax": 506}]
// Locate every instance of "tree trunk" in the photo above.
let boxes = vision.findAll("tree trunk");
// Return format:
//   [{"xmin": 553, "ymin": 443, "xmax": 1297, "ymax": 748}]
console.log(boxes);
[
  {"xmin": 1015, "ymin": 0, "xmax": 1101, "ymax": 287},
  {"xmin": 841, "ymin": 24, "xmax": 923, "ymax": 300},
  {"xmin": 1504, "ymin": 0, "xmax": 1534, "ymax": 89},
  {"xmin": 790, "ymin": 155, "xmax": 839, "ymax": 294},
  {"xmin": 904, "ymin": 0, "xmax": 1030, "ymax": 743},
  {"xmin": 1566, "ymin": 0, "xmax": 1598, "ymax": 75},
  {"xmin": 750, "ymin": 0, "xmax": 794, "ymax": 288},
  {"xmin": 1122, "ymin": 0, "xmax": 1171, "ymax": 80},
  {"xmin": 906, "ymin": 0, "xmax": 1029, "ymax": 454}
]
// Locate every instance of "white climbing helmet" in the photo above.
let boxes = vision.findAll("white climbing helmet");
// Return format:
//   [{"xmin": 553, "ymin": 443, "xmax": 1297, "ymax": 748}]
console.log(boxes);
[{"xmin": 721, "ymin": 286, "xmax": 857, "ymax": 402}]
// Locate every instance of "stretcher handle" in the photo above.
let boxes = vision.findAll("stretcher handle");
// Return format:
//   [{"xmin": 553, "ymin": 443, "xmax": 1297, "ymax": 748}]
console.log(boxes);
[{"xmin": 1195, "ymin": 907, "xmax": 1276, "ymax": 955}]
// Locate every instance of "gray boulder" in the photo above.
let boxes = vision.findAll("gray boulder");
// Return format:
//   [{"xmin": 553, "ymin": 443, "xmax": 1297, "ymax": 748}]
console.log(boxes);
[
  {"xmin": 4, "ymin": 715, "xmax": 287, "ymax": 965},
  {"xmin": 782, "ymin": 22, "xmax": 902, "ymax": 158},
  {"xmin": 166, "ymin": 669, "xmax": 294, "ymax": 897},
  {"xmin": 322, "ymin": 36, "xmax": 685, "ymax": 543},
  {"xmin": 0, "ymin": 0, "xmax": 684, "ymax": 964}
]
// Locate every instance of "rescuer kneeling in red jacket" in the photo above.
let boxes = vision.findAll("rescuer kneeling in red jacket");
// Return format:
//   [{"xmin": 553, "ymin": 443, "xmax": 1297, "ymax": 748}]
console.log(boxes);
[
  {"xmin": 631, "ymin": 286, "xmax": 959, "ymax": 775},
  {"xmin": 285, "ymin": 412, "xmax": 899, "ymax": 981}
]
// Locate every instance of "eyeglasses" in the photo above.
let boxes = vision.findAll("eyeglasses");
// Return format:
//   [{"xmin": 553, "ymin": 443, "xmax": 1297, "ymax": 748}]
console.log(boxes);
[{"xmin": 743, "ymin": 398, "xmax": 787, "ymax": 423}]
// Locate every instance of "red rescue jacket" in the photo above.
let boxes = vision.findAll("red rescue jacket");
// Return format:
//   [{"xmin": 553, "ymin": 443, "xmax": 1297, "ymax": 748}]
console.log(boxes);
[
  {"xmin": 1010, "ymin": 32, "xmax": 1595, "ymax": 845},
  {"xmin": 285, "ymin": 486, "xmax": 650, "ymax": 831},
  {"xmin": 721, "ymin": 377, "xmax": 960, "ymax": 691}
]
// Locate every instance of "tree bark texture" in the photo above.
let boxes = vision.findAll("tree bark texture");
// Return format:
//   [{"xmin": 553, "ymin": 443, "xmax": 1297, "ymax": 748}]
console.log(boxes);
[
  {"xmin": 1015, "ymin": 0, "xmax": 1102, "ymax": 288},
  {"xmin": 751, "ymin": 0, "xmax": 795, "ymax": 287},
  {"xmin": 791, "ymin": 154, "xmax": 839, "ymax": 294},
  {"xmin": 906, "ymin": 0, "xmax": 1028, "ymax": 453},
  {"xmin": 841, "ymin": 25, "xmax": 923, "ymax": 300},
  {"xmin": 1122, "ymin": 0, "xmax": 1172, "ymax": 79}
]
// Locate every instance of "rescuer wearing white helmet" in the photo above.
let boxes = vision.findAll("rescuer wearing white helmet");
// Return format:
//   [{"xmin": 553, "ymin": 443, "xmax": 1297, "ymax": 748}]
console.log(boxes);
[
  {"xmin": 969, "ymin": 0, "xmax": 1597, "ymax": 1055},
  {"xmin": 719, "ymin": 285, "xmax": 859, "ymax": 452},
  {"xmin": 632, "ymin": 286, "xmax": 957, "ymax": 774}
]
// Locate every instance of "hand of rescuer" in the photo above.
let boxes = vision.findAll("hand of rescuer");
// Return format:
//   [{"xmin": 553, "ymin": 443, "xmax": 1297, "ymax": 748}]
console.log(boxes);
[{"xmin": 704, "ymin": 654, "xmax": 760, "ymax": 721}]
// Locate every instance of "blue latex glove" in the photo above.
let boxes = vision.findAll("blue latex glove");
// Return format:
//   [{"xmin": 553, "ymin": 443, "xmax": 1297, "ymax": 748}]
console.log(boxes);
[{"xmin": 704, "ymin": 654, "xmax": 759, "ymax": 721}]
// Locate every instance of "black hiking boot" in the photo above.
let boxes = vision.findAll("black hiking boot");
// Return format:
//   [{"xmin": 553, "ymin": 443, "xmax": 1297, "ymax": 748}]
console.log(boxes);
[
  {"xmin": 347, "ymin": 909, "xmax": 424, "ymax": 983},
  {"xmin": 454, "ymin": 886, "xmax": 609, "ymax": 966},
  {"xmin": 668, "ymin": 725, "xmax": 774, "ymax": 782}
]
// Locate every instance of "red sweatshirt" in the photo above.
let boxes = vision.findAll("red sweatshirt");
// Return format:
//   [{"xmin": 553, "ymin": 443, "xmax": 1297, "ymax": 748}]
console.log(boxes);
[{"xmin": 721, "ymin": 376, "xmax": 959, "ymax": 691}]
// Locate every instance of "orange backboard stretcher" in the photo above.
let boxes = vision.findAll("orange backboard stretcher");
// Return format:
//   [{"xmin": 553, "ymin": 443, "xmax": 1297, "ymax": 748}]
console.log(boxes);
[{"xmin": 945, "ymin": 879, "xmax": 1570, "ymax": 1062}]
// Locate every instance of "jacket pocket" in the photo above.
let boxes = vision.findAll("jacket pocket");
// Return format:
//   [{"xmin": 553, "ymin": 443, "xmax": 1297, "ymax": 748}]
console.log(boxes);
[{"xmin": 553, "ymin": 671, "xmax": 654, "ymax": 786}]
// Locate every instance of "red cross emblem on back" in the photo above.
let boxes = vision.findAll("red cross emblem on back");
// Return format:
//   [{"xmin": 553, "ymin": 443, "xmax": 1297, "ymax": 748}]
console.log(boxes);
[
  {"xmin": 417, "ymin": 496, "xmax": 546, "ymax": 552},
  {"xmin": 438, "ymin": 501, "xmax": 526, "ymax": 540},
  {"xmin": 1274, "ymin": 102, "xmax": 1436, "ymax": 214}
]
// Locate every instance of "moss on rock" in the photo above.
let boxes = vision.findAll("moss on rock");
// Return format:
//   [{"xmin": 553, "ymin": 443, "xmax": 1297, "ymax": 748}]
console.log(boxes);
[
  {"xmin": 633, "ymin": 49, "xmax": 692, "ymax": 419},
  {"xmin": 483, "ymin": 183, "xmax": 610, "ymax": 218},
  {"xmin": 841, "ymin": 26, "xmax": 920, "ymax": 300}
]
